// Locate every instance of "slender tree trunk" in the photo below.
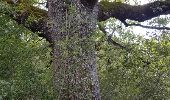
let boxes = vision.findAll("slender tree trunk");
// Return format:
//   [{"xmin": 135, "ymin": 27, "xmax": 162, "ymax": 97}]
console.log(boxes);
[{"xmin": 48, "ymin": 0, "xmax": 101, "ymax": 99}]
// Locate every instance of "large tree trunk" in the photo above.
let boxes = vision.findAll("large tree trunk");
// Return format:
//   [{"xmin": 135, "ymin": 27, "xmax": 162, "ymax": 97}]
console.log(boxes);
[{"xmin": 48, "ymin": 0, "xmax": 100, "ymax": 99}]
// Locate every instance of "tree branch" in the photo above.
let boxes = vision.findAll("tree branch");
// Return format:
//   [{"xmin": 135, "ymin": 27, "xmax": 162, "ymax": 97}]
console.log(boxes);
[
  {"xmin": 98, "ymin": 24, "xmax": 126, "ymax": 49},
  {"xmin": 127, "ymin": 23, "xmax": 170, "ymax": 30},
  {"xmin": 1, "ymin": 0, "xmax": 51, "ymax": 42},
  {"xmin": 3, "ymin": 0, "xmax": 170, "ymax": 42},
  {"xmin": 98, "ymin": 1, "xmax": 170, "ymax": 22},
  {"xmin": 11, "ymin": 10, "xmax": 52, "ymax": 42}
]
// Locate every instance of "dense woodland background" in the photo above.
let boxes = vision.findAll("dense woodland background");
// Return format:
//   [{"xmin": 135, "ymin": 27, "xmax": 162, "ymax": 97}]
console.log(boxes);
[{"xmin": 0, "ymin": 0, "xmax": 170, "ymax": 99}]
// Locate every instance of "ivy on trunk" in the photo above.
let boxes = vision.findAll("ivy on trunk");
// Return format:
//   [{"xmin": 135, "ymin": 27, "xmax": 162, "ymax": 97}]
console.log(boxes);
[{"xmin": 48, "ymin": 0, "xmax": 100, "ymax": 99}]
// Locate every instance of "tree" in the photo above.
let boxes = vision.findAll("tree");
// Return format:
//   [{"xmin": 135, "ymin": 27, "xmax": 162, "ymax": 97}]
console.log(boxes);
[
  {"xmin": 96, "ymin": 25, "xmax": 170, "ymax": 99},
  {"xmin": 1, "ymin": 0, "xmax": 170, "ymax": 99},
  {"xmin": 48, "ymin": 0, "xmax": 100, "ymax": 99}
]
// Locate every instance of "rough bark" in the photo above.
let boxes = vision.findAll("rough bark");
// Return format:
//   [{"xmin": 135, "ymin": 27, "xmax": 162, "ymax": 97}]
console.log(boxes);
[{"xmin": 48, "ymin": 0, "xmax": 100, "ymax": 99}]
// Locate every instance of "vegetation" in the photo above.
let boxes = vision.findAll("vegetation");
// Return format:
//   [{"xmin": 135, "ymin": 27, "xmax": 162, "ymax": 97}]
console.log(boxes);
[{"xmin": 0, "ymin": 0, "xmax": 170, "ymax": 99}]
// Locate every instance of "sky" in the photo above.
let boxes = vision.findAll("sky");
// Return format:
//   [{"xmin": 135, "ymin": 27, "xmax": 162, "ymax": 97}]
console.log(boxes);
[
  {"xmin": 128, "ymin": 0, "xmax": 150, "ymax": 5},
  {"xmin": 127, "ymin": 0, "xmax": 170, "ymax": 38}
]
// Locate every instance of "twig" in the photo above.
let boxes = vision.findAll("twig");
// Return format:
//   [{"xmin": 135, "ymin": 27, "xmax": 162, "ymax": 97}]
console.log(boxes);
[
  {"xmin": 126, "ymin": 23, "xmax": 170, "ymax": 30},
  {"xmin": 98, "ymin": 23, "xmax": 126, "ymax": 49}
]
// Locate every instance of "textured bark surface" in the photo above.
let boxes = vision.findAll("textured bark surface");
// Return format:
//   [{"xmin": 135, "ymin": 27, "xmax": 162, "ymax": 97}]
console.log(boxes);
[{"xmin": 48, "ymin": 0, "xmax": 100, "ymax": 99}]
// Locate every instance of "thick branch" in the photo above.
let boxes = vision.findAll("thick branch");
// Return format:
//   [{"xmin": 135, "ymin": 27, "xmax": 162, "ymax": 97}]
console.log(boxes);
[
  {"xmin": 3, "ymin": 0, "xmax": 170, "ymax": 41},
  {"xmin": 1, "ymin": 0, "xmax": 51, "ymax": 42},
  {"xmin": 127, "ymin": 23, "xmax": 170, "ymax": 30},
  {"xmin": 98, "ymin": 1, "xmax": 170, "ymax": 22},
  {"xmin": 12, "ymin": 10, "xmax": 51, "ymax": 42}
]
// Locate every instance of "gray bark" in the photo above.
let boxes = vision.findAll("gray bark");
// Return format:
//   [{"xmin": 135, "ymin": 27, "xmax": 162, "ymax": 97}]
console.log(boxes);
[{"xmin": 48, "ymin": 0, "xmax": 100, "ymax": 99}]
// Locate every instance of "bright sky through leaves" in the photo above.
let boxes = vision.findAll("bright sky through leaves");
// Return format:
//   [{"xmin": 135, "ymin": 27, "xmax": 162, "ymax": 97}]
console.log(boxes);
[{"xmin": 129, "ymin": 0, "xmax": 170, "ymax": 38}]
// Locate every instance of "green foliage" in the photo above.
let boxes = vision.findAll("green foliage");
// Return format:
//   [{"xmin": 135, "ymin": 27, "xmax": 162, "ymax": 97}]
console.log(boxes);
[
  {"xmin": 0, "ymin": 1, "xmax": 13, "ymax": 14},
  {"xmin": 0, "ymin": 14, "xmax": 54, "ymax": 99},
  {"xmin": 95, "ymin": 21, "xmax": 170, "ymax": 99}
]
